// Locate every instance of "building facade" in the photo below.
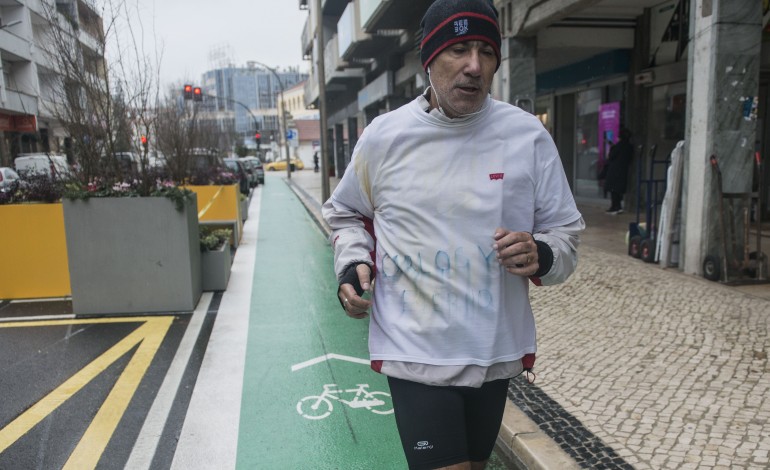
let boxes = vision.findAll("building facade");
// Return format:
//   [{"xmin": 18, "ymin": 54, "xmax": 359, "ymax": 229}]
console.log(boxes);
[
  {"xmin": 200, "ymin": 64, "xmax": 307, "ymax": 149},
  {"xmin": 277, "ymin": 80, "xmax": 320, "ymax": 164},
  {"xmin": 0, "ymin": 0, "xmax": 104, "ymax": 166},
  {"xmin": 300, "ymin": 0, "xmax": 769, "ymax": 279}
]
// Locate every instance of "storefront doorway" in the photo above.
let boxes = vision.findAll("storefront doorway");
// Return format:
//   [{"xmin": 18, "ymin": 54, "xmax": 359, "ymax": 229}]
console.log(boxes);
[{"xmin": 573, "ymin": 81, "xmax": 627, "ymax": 202}]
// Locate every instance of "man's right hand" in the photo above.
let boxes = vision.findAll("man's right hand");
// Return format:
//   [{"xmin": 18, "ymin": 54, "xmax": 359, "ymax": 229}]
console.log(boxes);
[{"xmin": 338, "ymin": 264, "xmax": 372, "ymax": 319}]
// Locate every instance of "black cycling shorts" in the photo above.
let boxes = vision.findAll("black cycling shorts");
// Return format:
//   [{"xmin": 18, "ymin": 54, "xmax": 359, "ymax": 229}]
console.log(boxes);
[{"xmin": 386, "ymin": 376, "xmax": 510, "ymax": 470}]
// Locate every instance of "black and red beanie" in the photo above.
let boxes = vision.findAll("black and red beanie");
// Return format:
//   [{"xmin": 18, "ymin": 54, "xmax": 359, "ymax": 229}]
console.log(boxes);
[{"xmin": 420, "ymin": 0, "xmax": 502, "ymax": 71}]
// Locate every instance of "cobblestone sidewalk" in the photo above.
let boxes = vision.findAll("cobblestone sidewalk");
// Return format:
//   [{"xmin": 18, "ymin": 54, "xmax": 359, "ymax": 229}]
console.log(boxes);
[{"xmin": 523, "ymin": 244, "xmax": 770, "ymax": 469}]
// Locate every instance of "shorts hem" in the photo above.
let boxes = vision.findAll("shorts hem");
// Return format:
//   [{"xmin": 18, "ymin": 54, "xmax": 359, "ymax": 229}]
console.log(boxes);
[{"xmin": 409, "ymin": 455, "xmax": 468, "ymax": 470}]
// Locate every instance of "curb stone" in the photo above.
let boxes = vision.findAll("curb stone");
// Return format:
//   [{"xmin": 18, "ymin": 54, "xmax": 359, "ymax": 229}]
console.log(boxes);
[{"xmin": 498, "ymin": 401, "xmax": 581, "ymax": 470}]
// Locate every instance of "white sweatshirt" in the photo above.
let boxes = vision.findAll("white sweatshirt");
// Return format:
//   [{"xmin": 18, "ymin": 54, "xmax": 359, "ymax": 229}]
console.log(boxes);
[{"xmin": 323, "ymin": 92, "xmax": 583, "ymax": 384}]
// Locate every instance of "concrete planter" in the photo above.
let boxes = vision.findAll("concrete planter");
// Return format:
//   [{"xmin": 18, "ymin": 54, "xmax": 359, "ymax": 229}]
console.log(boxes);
[
  {"xmin": 240, "ymin": 197, "xmax": 248, "ymax": 222},
  {"xmin": 184, "ymin": 184, "xmax": 242, "ymax": 246},
  {"xmin": 63, "ymin": 196, "xmax": 202, "ymax": 315},
  {"xmin": 201, "ymin": 244, "xmax": 232, "ymax": 291}
]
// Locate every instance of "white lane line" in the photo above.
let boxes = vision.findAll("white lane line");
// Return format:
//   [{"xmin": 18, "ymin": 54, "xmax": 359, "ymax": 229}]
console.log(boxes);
[
  {"xmin": 124, "ymin": 292, "xmax": 213, "ymax": 470},
  {"xmin": 10, "ymin": 297, "xmax": 71, "ymax": 303},
  {"xmin": 290, "ymin": 353, "xmax": 370, "ymax": 372},
  {"xmin": 171, "ymin": 187, "xmax": 262, "ymax": 470},
  {"xmin": 0, "ymin": 314, "xmax": 76, "ymax": 323}
]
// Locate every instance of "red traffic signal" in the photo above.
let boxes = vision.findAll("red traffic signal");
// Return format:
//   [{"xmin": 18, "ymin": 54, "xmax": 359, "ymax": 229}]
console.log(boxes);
[
  {"xmin": 140, "ymin": 135, "xmax": 148, "ymax": 145},
  {"xmin": 255, "ymin": 132, "xmax": 261, "ymax": 140},
  {"xmin": 183, "ymin": 84, "xmax": 193, "ymax": 100},
  {"xmin": 193, "ymin": 87, "xmax": 202, "ymax": 102}
]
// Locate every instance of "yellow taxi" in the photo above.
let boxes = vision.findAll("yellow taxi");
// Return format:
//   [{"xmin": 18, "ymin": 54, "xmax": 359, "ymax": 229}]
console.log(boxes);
[{"xmin": 264, "ymin": 158, "xmax": 305, "ymax": 171}]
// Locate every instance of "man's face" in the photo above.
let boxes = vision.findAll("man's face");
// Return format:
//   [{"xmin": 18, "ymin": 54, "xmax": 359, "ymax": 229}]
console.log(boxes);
[{"xmin": 428, "ymin": 40, "xmax": 496, "ymax": 118}]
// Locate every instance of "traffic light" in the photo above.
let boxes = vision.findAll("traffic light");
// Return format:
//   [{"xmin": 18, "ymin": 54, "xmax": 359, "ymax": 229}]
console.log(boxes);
[
  {"xmin": 183, "ymin": 84, "xmax": 193, "ymax": 100},
  {"xmin": 193, "ymin": 87, "xmax": 202, "ymax": 102},
  {"xmin": 255, "ymin": 132, "xmax": 261, "ymax": 151},
  {"xmin": 140, "ymin": 135, "xmax": 148, "ymax": 151}
]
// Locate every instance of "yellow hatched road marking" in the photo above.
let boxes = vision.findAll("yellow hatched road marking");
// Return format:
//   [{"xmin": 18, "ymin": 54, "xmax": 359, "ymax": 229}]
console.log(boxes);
[{"xmin": 0, "ymin": 316, "xmax": 173, "ymax": 469}]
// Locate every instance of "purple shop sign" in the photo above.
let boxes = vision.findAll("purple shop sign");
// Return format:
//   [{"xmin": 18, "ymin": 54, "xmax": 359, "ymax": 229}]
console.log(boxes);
[{"xmin": 598, "ymin": 102, "xmax": 621, "ymax": 171}]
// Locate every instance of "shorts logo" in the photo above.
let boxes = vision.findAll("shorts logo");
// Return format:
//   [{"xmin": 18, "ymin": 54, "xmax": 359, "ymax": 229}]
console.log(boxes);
[
  {"xmin": 414, "ymin": 440, "xmax": 434, "ymax": 451},
  {"xmin": 454, "ymin": 19, "xmax": 468, "ymax": 35},
  {"xmin": 489, "ymin": 173, "xmax": 504, "ymax": 180}
]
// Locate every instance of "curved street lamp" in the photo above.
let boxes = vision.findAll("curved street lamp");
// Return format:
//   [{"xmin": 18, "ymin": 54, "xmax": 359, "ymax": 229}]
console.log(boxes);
[
  {"xmin": 249, "ymin": 61, "xmax": 292, "ymax": 180},
  {"xmin": 186, "ymin": 87, "xmax": 261, "ymax": 153}
]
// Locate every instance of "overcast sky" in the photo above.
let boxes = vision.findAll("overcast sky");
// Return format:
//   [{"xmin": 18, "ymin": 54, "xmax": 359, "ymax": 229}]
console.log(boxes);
[{"xmin": 112, "ymin": 0, "xmax": 311, "ymax": 90}]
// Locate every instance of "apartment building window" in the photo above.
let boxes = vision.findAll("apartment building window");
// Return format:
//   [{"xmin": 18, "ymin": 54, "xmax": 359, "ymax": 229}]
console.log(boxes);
[
  {"xmin": 2, "ymin": 61, "xmax": 13, "ymax": 91},
  {"xmin": 506, "ymin": 1, "xmax": 512, "ymax": 34}
]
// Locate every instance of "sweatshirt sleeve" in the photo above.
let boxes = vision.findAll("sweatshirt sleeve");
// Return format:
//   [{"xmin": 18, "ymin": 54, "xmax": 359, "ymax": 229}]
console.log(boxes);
[
  {"xmin": 532, "ymin": 217, "xmax": 585, "ymax": 286},
  {"xmin": 529, "ymin": 119, "xmax": 584, "ymax": 286},
  {"xmin": 321, "ymin": 137, "xmax": 377, "ymax": 280}
]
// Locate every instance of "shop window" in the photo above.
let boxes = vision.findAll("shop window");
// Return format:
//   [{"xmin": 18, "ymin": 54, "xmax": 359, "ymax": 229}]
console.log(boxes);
[
  {"xmin": 649, "ymin": 82, "xmax": 686, "ymax": 161},
  {"xmin": 665, "ymin": 93, "xmax": 686, "ymax": 140},
  {"xmin": 575, "ymin": 89, "xmax": 602, "ymax": 197}
]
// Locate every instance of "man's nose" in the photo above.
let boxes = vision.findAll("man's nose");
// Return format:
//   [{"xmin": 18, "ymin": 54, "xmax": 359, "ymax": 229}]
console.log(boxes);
[{"xmin": 464, "ymin": 51, "xmax": 482, "ymax": 76}]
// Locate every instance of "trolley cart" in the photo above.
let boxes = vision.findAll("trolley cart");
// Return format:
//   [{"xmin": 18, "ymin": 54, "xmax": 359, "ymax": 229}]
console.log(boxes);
[
  {"xmin": 628, "ymin": 143, "xmax": 668, "ymax": 262},
  {"xmin": 703, "ymin": 154, "xmax": 767, "ymax": 283}
]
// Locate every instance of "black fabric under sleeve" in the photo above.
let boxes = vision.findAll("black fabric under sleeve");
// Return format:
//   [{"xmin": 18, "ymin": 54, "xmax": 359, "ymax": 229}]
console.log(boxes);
[{"xmin": 533, "ymin": 240, "xmax": 554, "ymax": 278}]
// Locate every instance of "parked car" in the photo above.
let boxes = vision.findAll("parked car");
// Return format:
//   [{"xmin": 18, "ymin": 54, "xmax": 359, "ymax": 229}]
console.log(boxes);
[
  {"xmin": 264, "ymin": 158, "xmax": 304, "ymax": 172},
  {"xmin": 223, "ymin": 158, "xmax": 251, "ymax": 195},
  {"xmin": 14, "ymin": 153, "xmax": 72, "ymax": 180},
  {"xmin": 237, "ymin": 159, "xmax": 258, "ymax": 188},
  {"xmin": 0, "ymin": 167, "xmax": 21, "ymax": 192},
  {"xmin": 148, "ymin": 150, "xmax": 168, "ymax": 170},
  {"xmin": 108, "ymin": 152, "xmax": 142, "ymax": 174},
  {"xmin": 241, "ymin": 156, "xmax": 264, "ymax": 185},
  {"xmin": 190, "ymin": 148, "xmax": 224, "ymax": 171}
]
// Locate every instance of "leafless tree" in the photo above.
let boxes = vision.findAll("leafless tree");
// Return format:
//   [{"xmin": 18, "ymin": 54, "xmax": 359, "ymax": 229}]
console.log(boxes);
[
  {"xmin": 154, "ymin": 85, "xmax": 239, "ymax": 183},
  {"xmin": 38, "ymin": 0, "xmax": 162, "ymax": 193}
]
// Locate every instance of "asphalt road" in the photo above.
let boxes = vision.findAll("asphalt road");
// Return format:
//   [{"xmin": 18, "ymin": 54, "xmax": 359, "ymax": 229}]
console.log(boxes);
[{"xmin": 0, "ymin": 297, "xmax": 220, "ymax": 469}]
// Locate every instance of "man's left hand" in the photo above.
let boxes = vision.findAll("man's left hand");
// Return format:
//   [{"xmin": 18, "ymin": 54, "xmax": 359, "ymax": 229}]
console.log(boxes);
[{"xmin": 493, "ymin": 228, "xmax": 538, "ymax": 276}]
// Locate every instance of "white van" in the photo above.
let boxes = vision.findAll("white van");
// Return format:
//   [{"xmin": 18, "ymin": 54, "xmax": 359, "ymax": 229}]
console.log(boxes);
[{"xmin": 14, "ymin": 153, "xmax": 72, "ymax": 179}]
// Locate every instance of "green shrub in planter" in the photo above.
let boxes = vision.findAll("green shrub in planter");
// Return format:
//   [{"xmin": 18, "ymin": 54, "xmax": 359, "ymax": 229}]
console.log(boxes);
[{"xmin": 200, "ymin": 227, "xmax": 233, "ymax": 291}]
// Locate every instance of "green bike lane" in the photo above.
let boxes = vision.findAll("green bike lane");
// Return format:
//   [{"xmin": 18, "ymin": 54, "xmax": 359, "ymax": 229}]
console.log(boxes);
[{"xmin": 236, "ymin": 178, "xmax": 406, "ymax": 469}]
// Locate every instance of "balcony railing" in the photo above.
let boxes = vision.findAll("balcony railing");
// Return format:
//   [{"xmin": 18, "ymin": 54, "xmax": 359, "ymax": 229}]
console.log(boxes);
[
  {"xmin": 0, "ymin": 29, "xmax": 32, "ymax": 62},
  {"xmin": 323, "ymin": 35, "xmax": 365, "ymax": 86},
  {"xmin": 337, "ymin": 0, "xmax": 371, "ymax": 60},
  {"xmin": 301, "ymin": 16, "xmax": 313, "ymax": 59},
  {"xmin": 3, "ymin": 88, "xmax": 40, "ymax": 116}
]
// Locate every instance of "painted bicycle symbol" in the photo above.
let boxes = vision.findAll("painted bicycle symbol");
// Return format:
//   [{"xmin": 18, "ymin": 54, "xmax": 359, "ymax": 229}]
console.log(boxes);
[{"xmin": 296, "ymin": 383, "xmax": 393, "ymax": 420}]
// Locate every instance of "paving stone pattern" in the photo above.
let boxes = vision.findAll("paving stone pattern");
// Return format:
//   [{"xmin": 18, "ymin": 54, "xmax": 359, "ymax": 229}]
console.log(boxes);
[
  {"xmin": 509, "ymin": 375, "xmax": 633, "ymax": 469},
  {"xmin": 522, "ymin": 244, "xmax": 770, "ymax": 469}
]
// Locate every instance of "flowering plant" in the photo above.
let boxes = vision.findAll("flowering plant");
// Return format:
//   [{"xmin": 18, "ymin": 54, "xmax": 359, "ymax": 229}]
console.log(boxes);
[
  {"xmin": 0, "ymin": 173, "xmax": 68, "ymax": 205},
  {"xmin": 63, "ymin": 173, "xmax": 194, "ymax": 211}
]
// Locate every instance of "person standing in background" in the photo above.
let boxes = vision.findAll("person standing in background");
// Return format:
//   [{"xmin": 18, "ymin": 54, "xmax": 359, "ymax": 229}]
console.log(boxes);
[{"xmin": 604, "ymin": 128, "xmax": 634, "ymax": 215}]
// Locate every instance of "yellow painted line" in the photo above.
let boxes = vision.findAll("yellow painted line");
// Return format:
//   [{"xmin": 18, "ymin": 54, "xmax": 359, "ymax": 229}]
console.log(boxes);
[
  {"xmin": 0, "ymin": 316, "xmax": 173, "ymax": 468},
  {"xmin": 64, "ymin": 316, "xmax": 172, "ymax": 469},
  {"xmin": 197, "ymin": 185, "xmax": 224, "ymax": 219}
]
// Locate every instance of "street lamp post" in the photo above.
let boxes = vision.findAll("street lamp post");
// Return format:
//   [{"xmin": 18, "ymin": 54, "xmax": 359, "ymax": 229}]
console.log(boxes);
[
  {"xmin": 315, "ymin": 0, "xmax": 330, "ymax": 201},
  {"xmin": 250, "ymin": 61, "xmax": 292, "ymax": 180}
]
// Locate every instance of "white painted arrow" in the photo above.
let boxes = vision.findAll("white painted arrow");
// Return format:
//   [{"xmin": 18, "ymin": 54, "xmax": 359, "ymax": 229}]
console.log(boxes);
[{"xmin": 290, "ymin": 353, "xmax": 370, "ymax": 372}]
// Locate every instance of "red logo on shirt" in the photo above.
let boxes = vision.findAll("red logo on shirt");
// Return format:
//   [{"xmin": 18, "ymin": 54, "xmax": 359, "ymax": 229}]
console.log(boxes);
[{"xmin": 489, "ymin": 173, "xmax": 504, "ymax": 180}]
